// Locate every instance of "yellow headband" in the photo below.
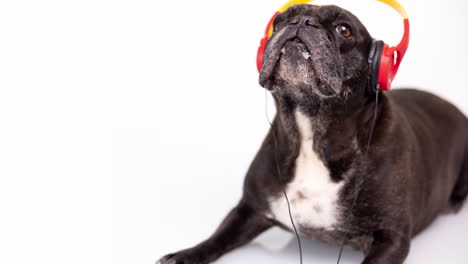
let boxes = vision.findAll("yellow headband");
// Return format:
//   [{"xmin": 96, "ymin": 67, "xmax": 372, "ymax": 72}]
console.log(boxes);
[
  {"xmin": 267, "ymin": 0, "xmax": 408, "ymax": 38},
  {"xmin": 278, "ymin": 0, "xmax": 408, "ymax": 17}
]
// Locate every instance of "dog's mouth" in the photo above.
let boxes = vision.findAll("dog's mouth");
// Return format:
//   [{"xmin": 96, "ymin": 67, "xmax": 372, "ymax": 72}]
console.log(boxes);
[
  {"xmin": 260, "ymin": 38, "xmax": 338, "ymax": 98},
  {"xmin": 260, "ymin": 27, "xmax": 341, "ymax": 98},
  {"xmin": 259, "ymin": 38, "xmax": 310, "ymax": 87}
]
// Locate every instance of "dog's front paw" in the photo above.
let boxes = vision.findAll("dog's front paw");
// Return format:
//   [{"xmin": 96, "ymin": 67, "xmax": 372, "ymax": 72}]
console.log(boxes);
[
  {"xmin": 156, "ymin": 250, "xmax": 210, "ymax": 264},
  {"xmin": 156, "ymin": 254, "xmax": 178, "ymax": 264}
]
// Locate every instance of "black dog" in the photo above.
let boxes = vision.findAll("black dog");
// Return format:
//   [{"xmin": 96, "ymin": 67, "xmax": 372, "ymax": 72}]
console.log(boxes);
[{"xmin": 158, "ymin": 5, "xmax": 468, "ymax": 264}]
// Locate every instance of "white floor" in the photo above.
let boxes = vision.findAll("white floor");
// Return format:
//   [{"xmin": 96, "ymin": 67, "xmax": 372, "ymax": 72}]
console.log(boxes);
[
  {"xmin": 114, "ymin": 185, "xmax": 468, "ymax": 264},
  {"xmin": 112, "ymin": 128, "xmax": 468, "ymax": 264},
  {"xmin": 114, "ymin": 199, "xmax": 468, "ymax": 264}
]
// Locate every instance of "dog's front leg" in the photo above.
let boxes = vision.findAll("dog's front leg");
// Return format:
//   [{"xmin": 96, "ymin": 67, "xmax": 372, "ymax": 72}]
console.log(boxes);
[
  {"xmin": 362, "ymin": 229, "xmax": 410, "ymax": 264},
  {"xmin": 157, "ymin": 202, "xmax": 273, "ymax": 264}
]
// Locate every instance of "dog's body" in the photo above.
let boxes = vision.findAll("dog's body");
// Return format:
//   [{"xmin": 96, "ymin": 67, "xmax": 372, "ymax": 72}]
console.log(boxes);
[{"xmin": 158, "ymin": 5, "xmax": 468, "ymax": 264}]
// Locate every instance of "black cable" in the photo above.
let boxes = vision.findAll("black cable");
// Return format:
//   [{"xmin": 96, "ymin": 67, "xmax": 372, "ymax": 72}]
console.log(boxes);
[
  {"xmin": 265, "ymin": 90, "xmax": 303, "ymax": 264},
  {"xmin": 264, "ymin": 88, "xmax": 380, "ymax": 264},
  {"xmin": 336, "ymin": 90, "xmax": 380, "ymax": 264},
  {"xmin": 367, "ymin": 90, "xmax": 380, "ymax": 156}
]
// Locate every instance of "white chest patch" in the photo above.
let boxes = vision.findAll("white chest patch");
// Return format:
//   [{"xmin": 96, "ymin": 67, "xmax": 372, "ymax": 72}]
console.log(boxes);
[{"xmin": 267, "ymin": 110, "xmax": 343, "ymax": 232}]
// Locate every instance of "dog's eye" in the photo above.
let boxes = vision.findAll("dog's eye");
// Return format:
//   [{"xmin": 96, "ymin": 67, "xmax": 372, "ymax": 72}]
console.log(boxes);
[{"xmin": 336, "ymin": 25, "xmax": 352, "ymax": 38}]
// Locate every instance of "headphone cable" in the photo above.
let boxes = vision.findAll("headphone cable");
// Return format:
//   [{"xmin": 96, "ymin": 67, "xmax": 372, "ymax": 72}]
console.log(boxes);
[
  {"xmin": 336, "ymin": 90, "xmax": 380, "ymax": 264},
  {"xmin": 264, "ymin": 89, "xmax": 380, "ymax": 264},
  {"xmin": 265, "ymin": 89, "xmax": 303, "ymax": 264}
]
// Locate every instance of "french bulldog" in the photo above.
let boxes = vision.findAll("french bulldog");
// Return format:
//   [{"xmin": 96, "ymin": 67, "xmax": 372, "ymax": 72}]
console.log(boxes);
[{"xmin": 157, "ymin": 4, "xmax": 468, "ymax": 264}]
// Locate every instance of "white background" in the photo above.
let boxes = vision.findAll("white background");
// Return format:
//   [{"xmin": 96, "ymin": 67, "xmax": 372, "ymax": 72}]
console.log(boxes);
[{"xmin": 0, "ymin": 0, "xmax": 467, "ymax": 263}]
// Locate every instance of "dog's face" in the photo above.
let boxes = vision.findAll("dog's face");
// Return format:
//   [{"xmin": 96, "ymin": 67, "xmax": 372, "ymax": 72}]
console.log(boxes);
[{"xmin": 259, "ymin": 5, "xmax": 373, "ymax": 101}]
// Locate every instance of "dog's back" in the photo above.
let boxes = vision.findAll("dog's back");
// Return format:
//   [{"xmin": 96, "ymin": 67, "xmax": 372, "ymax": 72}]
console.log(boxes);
[{"xmin": 388, "ymin": 88, "xmax": 468, "ymax": 234}]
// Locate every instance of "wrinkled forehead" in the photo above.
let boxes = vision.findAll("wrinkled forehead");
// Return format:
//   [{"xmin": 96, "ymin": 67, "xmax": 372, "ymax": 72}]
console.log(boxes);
[{"xmin": 274, "ymin": 4, "xmax": 364, "ymax": 26}]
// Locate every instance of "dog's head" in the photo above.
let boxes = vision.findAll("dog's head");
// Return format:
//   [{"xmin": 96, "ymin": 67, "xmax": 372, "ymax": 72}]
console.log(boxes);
[{"xmin": 259, "ymin": 4, "xmax": 373, "ymax": 102}]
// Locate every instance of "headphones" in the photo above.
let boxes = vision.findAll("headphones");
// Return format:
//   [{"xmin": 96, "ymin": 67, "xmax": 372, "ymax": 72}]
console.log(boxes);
[{"xmin": 256, "ymin": 0, "xmax": 410, "ymax": 92}]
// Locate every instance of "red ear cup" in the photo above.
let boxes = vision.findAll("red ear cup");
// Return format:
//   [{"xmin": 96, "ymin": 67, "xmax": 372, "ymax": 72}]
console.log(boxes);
[
  {"xmin": 374, "ymin": 19, "xmax": 410, "ymax": 92},
  {"xmin": 369, "ymin": 40, "xmax": 396, "ymax": 92},
  {"xmin": 369, "ymin": 41, "xmax": 395, "ymax": 92},
  {"xmin": 377, "ymin": 44, "xmax": 397, "ymax": 91},
  {"xmin": 257, "ymin": 12, "xmax": 280, "ymax": 73},
  {"xmin": 257, "ymin": 36, "xmax": 268, "ymax": 72}
]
